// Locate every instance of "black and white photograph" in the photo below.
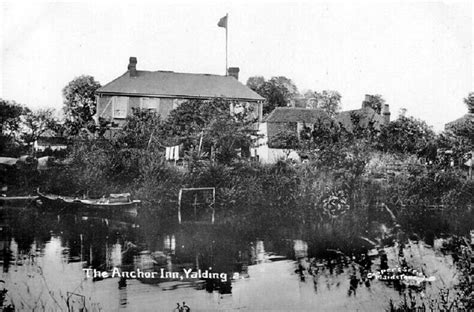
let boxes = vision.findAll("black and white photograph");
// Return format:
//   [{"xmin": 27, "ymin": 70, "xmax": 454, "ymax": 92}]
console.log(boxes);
[{"xmin": 0, "ymin": 0, "xmax": 473, "ymax": 311}]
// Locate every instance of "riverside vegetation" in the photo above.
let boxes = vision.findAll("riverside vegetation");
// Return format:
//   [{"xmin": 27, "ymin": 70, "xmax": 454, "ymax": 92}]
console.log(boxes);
[{"xmin": 1, "ymin": 88, "xmax": 473, "ymax": 310}]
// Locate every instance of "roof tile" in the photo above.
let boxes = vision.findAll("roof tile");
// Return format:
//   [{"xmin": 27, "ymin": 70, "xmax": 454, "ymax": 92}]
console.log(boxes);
[
  {"xmin": 96, "ymin": 70, "xmax": 264, "ymax": 101},
  {"xmin": 265, "ymin": 107, "xmax": 331, "ymax": 123}
]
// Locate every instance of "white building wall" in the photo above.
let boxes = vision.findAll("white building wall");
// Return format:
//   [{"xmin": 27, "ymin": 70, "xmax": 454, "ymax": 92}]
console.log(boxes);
[{"xmin": 254, "ymin": 122, "xmax": 300, "ymax": 164}]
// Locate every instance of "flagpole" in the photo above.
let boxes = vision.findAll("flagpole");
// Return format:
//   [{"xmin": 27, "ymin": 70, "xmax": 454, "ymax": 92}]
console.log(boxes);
[{"xmin": 225, "ymin": 13, "xmax": 228, "ymax": 75}]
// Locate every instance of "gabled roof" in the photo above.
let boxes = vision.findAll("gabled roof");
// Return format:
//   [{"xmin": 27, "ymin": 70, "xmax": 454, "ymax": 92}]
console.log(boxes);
[
  {"xmin": 265, "ymin": 107, "xmax": 331, "ymax": 123},
  {"xmin": 335, "ymin": 107, "xmax": 385, "ymax": 132},
  {"xmin": 445, "ymin": 113, "xmax": 474, "ymax": 131},
  {"xmin": 96, "ymin": 70, "xmax": 264, "ymax": 101}
]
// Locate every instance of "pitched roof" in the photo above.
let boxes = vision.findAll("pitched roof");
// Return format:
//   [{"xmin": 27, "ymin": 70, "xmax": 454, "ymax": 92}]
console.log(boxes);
[
  {"xmin": 96, "ymin": 70, "xmax": 264, "ymax": 101},
  {"xmin": 265, "ymin": 107, "xmax": 331, "ymax": 123},
  {"xmin": 445, "ymin": 113, "xmax": 474, "ymax": 131},
  {"xmin": 335, "ymin": 107, "xmax": 385, "ymax": 132}
]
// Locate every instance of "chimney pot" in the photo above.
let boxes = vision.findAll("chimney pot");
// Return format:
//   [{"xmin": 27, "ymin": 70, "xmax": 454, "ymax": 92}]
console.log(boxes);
[
  {"xmin": 362, "ymin": 94, "xmax": 372, "ymax": 108},
  {"xmin": 128, "ymin": 57, "xmax": 137, "ymax": 77},
  {"xmin": 399, "ymin": 108, "xmax": 407, "ymax": 118},
  {"xmin": 227, "ymin": 67, "xmax": 240, "ymax": 80},
  {"xmin": 382, "ymin": 104, "xmax": 391, "ymax": 124}
]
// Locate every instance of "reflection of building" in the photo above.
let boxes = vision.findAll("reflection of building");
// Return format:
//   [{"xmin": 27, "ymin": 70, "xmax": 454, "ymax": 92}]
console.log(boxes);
[{"xmin": 95, "ymin": 57, "xmax": 264, "ymax": 127}]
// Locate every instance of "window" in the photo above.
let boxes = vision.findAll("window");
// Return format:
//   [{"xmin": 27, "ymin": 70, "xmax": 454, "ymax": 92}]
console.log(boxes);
[
  {"xmin": 140, "ymin": 97, "xmax": 160, "ymax": 112},
  {"xmin": 113, "ymin": 97, "xmax": 129, "ymax": 119}
]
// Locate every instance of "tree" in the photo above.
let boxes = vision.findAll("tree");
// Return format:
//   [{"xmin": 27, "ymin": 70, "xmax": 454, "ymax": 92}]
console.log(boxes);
[
  {"xmin": 205, "ymin": 113, "xmax": 255, "ymax": 163},
  {"xmin": 19, "ymin": 108, "xmax": 57, "ymax": 148},
  {"xmin": 62, "ymin": 75, "xmax": 101, "ymax": 135},
  {"xmin": 377, "ymin": 116, "xmax": 436, "ymax": 155},
  {"xmin": 268, "ymin": 129, "xmax": 299, "ymax": 156},
  {"xmin": 160, "ymin": 98, "xmax": 256, "ymax": 163},
  {"xmin": 246, "ymin": 76, "xmax": 266, "ymax": 92},
  {"xmin": 363, "ymin": 94, "xmax": 385, "ymax": 114},
  {"xmin": 246, "ymin": 76, "xmax": 298, "ymax": 115},
  {"xmin": 464, "ymin": 92, "xmax": 474, "ymax": 114},
  {"xmin": 0, "ymin": 99, "xmax": 25, "ymax": 145},
  {"xmin": 115, "ymin": 108, "xmax": 162, "ymax": 149},
  {"xmin": 304, "ymin": 90, "xmax": 342, "ymax": 117},
  {"xmin": 443, "ymin": 92, "xmax": 474, "ymax": 149}
]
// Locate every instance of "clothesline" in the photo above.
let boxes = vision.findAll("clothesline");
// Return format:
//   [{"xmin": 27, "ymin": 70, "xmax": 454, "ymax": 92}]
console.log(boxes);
[{"xmin": 165, "ymin": 145, "xmax": 180, "ymax": 161}]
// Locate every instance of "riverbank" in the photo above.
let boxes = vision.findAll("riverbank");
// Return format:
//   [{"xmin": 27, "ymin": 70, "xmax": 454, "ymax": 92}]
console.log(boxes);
[{"xmin": 0, "ymin": 196, "xmax": 38, "ymax": 207}]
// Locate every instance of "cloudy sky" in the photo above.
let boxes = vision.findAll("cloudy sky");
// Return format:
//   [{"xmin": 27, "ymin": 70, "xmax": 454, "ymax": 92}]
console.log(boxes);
[{"xmin": 1, "ymin": 0, "xmax": 472, "ymax": 130}]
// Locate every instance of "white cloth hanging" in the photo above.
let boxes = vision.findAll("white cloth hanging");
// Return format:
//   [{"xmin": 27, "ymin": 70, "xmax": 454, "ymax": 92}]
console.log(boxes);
[{"xmin": 173, "ymin": 145, "xmax": 180, "ymax": 160}]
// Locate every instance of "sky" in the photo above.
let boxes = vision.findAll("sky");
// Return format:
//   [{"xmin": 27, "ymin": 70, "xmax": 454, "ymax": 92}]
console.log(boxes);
[{"xmin": 1, "ymin": 0, "xmax": 472, "ymax": 131}]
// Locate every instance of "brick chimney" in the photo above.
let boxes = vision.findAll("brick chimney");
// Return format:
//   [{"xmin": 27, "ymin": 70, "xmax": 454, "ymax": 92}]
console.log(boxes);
[
  {"xmin": 227, "ymin": 67, "xmax": 240, "ymax": 80},
  {"xmin": 128, "ymin": 57, "xmax": 137, "ymax": 77},
  {"xmin": 382, "ymin": 104, "xmax": 391, "ymax": 124},
  {"xmin": 362, "ymin": 94, "xmax": 372, "ymax": 109}
]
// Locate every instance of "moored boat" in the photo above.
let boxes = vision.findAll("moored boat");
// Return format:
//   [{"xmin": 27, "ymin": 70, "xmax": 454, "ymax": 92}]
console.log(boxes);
[{"xmin": 36, "ymin": 190, "xmax": 140, "ymax": 220}]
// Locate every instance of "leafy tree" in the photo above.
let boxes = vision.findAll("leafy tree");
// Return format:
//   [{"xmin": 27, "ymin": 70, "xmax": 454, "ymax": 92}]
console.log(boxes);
[
  {"xmin": 363, "ymin": 94, "xmax": 385, "ymax": 114},
  {"xmin": 377, "ymin": 116, "xmax": 435, "ymax": 155},
  {"xmin": 0, "ymin": 99, "xmax": 25, "ymax": 151},
  {"xmin": 464, "ymin": 92, "xmax": 474, "ymax": 113},
  {"xmin": 346, "ymin": 111, "xmax": 381, "ymax": 142},
  {"xmin": 304, "ymin": 90, "xmax": 342, "ymax": 117},
  {"xmin": 444, "ymin": 93, "xmax": 474, "ymax": 148},
  {"xmin": 310, "ymin": 119, "xmax": 341, "ymax": 147},
  {"xmin": 161, "ymin": 99, "xmax": 225, "ymax": 145},
  {"xmin": 115, "ymin": 108, "xmax": 162, "ymax": 149},
  {"xmin": 62, "ymin": 75, "xmax": 101, "ymax": 135},
  {"xmin": 205, "ymin": 113, "xmax": 255, "ymax": 163},
  {"xmin": 246, "ymin": 76, "xmax": 266, "ymax": 92},
  {"xmin": 246, "ymin": 76, "xmax": 298, "ymax": 115},
  {"xmin": 160, "ymin": 98, "xmax": 256, "ymax": 163},
  {"xmin": 19, "ymin": 108, "xmax": 58, "ymax": 148},
  {"xmin": 268, "ymin": 129, "xmax": 299, "ymax": 157}
]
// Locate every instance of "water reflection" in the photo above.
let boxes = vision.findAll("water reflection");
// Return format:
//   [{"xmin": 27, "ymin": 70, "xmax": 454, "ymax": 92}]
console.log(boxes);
[
  {"xmin": 0, "ymin": 207, "xmax": 459, "ymax": 311},
  {"xmin": 2, "ymin": 208, "xmax": 258, "ymax": 310}
]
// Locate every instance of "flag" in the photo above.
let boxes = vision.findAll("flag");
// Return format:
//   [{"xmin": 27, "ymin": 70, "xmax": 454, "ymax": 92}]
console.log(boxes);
[{"xmin": 217, "ymin": 15, "xmax": 227, "ymax": 28}]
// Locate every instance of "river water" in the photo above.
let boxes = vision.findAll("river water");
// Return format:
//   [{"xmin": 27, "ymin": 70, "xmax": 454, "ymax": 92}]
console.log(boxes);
[{"xmin": 0, "ymin": 207, "xmax": 460, "ymax": 311}]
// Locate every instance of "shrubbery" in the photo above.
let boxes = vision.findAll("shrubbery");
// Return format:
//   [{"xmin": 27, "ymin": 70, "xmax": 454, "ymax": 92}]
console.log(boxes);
[{"xmin": 5, "ymin": 101, "xmax": 471, "ymax": 259}]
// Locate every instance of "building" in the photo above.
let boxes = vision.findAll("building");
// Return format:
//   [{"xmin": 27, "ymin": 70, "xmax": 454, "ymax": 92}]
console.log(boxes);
[
  {"xmin": 33, "ymin": 133, "xmax": 68, "ymax": 152},
  {"xmin": 94, "ymin": 57, "xmax": 264, "ymax": 127},
  {"xmin": 254, "ymin": 107, "xmax": 332, "ymax": 163},
  {"xmin": 254, "ymin": 95, "xmax": 392, "ymax": 163},
  {"xmin": 335, "ymin": 95, "xmax": 391, "ymax": 133}
]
